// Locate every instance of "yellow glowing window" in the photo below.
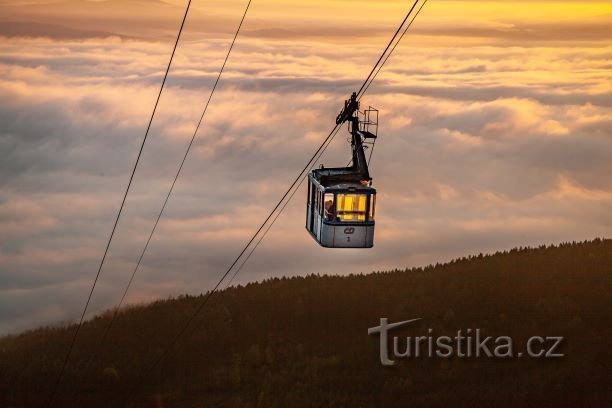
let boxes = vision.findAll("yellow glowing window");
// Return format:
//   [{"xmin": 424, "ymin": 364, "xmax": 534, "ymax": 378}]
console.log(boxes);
[{"xmin": 337, "ymin": 193, "xmax": 368, "ymax": 222}]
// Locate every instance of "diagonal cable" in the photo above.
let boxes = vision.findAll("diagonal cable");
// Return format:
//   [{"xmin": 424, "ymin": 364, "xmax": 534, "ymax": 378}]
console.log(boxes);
[
  {"xmin": 224, "ymin": 0, "xmax": 429, "ymax": 287},
  {"xmin": 360, "ymin": 0, "xmax": 429, "ymax": 98},
  {"xmin": 96, "ymin": 0, "xmax": 253, "ymax": 351},
  {"xmin": 140, "ymin": 121, "xmax": 343, "ymax": 377},
  {"xmin": 47, "ymin": 1, "xmax": 194, "ymax": 404},
  {"xmin": 223, "ymin": 125, "xmax": 342, "ymax": 289},
  {"xmin": 138, "ymin": 0, "xmax": 424, "ymax": 377},
  {"xmin": 355, "ymin": 0, "xmax": 420, "ymax": 98}
]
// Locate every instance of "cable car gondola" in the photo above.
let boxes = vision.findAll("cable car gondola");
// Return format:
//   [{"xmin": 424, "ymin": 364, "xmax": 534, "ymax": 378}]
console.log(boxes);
[{"xmin": 306, "ymin": 92, "xmax": 379, "ymax": 248}]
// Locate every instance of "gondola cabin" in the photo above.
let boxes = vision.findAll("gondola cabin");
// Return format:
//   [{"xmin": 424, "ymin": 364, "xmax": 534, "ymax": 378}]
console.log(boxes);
[
  {"xmin": 305, "ymin": 92, "xmax": 379, "ymax": 248},
  {"xmin": 306, "ymin": 173, "xmax": 376, "ymax": 248}
]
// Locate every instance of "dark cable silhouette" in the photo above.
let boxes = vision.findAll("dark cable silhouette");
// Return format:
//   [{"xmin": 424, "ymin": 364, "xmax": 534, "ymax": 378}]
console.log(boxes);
[
  {"xmin": 47, "ymin": 1, "xmax": 195, "ymax": 405},
  {"xmin": 360, "ymin": 0, "xmax": 429, "ymax": 98},
  {"xmin": 223, "ymin": 126, "xmax": 342, "ymax": 289},
  {"xmin": 139, "ymin": 0, "xmax": 425, "ymax": 377},
  {"xmin": 224, "ymin": 0, "xmax": 429, "ymax": 288},
  {"xmin": 355, "ymin": 0, "xmax": 421, "ymax": 98},
  {"xmin": 96, "ymin": 0, "xmax": 253, "ymax": 355}
]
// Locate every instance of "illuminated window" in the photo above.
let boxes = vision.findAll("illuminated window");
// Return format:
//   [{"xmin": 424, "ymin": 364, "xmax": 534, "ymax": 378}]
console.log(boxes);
[
  {"xmin": 336, "ymin": 193, "xmax": 368, "ymax": 222},
  {"xmin": 369, "ymin": 194, "xmax": 376, "ymax": 221}
]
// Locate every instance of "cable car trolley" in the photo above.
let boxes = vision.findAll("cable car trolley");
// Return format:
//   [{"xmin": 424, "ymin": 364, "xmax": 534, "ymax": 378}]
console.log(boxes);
[{"xmin": 306, "ymin": 92, "xmax": 379, "ymax": 248}]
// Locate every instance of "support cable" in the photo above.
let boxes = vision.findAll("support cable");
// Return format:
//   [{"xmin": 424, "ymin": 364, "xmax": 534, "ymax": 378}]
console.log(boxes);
[
  {"xmin": 96, "ymin": 0, "xmax": 253, "ymax": 352},
  {"xmin": 355, "ymin": 0, "xmax": 421, "ymax": 98},
  {"xmin": 138, "ymin": 0, "xmax": 424, "ymax": 377},
  {"xmin": 360, "ymin": 0, "xmax": 429, "ymax": 99},
  {"xmin": 47, "ymin": 1, "xmax": 194, "ymax": 404},
  {"xmin": 226, "ymin": 0, "xmax": 428, "ymax": 287},
  {"xmin": 223, "ymin": 125, "xmax": 342, "ymax": 289},
  {"xmin": 140, "ymin": 121, "xmax": 342, "ymax": 375}
]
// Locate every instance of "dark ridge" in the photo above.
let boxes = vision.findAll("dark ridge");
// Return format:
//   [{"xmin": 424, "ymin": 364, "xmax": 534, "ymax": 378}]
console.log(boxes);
[{"xmin": 1, "ymin": 238, "xmax": 610, "ymax": 406}]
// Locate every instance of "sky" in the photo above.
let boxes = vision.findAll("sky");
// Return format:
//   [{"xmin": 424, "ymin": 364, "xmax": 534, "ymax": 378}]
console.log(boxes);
[{"xmin": 0, "ymin": 0, "xmax": 611, "ymax": 335}]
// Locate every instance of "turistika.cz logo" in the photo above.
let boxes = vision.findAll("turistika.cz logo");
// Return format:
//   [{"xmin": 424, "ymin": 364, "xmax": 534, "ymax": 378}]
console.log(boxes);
[{"xmin": 368, "ymin": 318, "xmax": 564, "ymax": 366}]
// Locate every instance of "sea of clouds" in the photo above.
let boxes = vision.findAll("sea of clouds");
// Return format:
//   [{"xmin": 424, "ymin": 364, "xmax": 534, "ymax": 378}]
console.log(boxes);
[{"xmin": 0, "ymin": 0, "xmax": 610, "ymax": 334}]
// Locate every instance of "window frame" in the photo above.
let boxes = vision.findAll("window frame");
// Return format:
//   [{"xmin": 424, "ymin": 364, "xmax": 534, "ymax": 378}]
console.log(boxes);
[
  {"xmin": 335, "ymin": 192, "xmax": 370, "ymax": 223},
  {"xmin": 323, "ymin": 193, "xmax": 335, "ymax": 221}
]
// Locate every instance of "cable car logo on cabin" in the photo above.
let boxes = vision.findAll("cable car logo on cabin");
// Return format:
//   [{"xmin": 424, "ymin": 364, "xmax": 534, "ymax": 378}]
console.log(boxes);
[{"xmin": 306, "ymin": 92, "xmax": 378, "ymax": 248}]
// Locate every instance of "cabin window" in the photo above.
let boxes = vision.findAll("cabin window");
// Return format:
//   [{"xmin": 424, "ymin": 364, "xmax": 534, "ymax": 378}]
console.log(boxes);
[
  {"xmin": 317, "ymin": 192, "xmax": 325, "ymax": 214},
  {"xmin": 369, "ymin": 194, "xmax": 376, "ymax": 221},
  {"xmin": 310, "ymin": 181, "xmax": 317, "ymax": 208},
  {"xmin": 336, "ymin": 193, "xmax": 367, "ymax": 222},
  {"xmin": 323, "ymin": 193, "xmax": 335, "ymax": 221}
]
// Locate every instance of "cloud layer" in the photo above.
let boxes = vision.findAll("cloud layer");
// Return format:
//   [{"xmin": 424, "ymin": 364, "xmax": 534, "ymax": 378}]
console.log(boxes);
[{"xmin": 0, "ymin": 0, "xmax": 611, "ymax": 335}]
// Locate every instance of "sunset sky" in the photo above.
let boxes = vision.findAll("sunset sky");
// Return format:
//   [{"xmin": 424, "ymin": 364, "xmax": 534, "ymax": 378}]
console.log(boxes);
[{"xmin": 1, "ymin": 0, "xmax": 611, "ymax": 335}]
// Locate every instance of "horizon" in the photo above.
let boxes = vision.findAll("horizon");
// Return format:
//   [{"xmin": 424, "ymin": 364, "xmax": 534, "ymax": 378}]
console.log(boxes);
[{"xmin": 4, "ymin": 238, "xmax": 607, "ymax": 336}]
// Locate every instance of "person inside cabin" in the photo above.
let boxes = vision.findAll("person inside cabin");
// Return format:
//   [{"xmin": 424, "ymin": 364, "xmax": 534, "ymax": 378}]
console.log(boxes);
[{"xmin": 324, "ymin": 199, "xmax": 334, "ymax": 221}]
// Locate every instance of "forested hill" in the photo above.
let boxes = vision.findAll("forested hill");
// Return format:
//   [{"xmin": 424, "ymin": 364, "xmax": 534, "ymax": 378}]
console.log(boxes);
[{"xmin": 1, "ymin": 239, "xmax": 611, "ymax": 407}]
